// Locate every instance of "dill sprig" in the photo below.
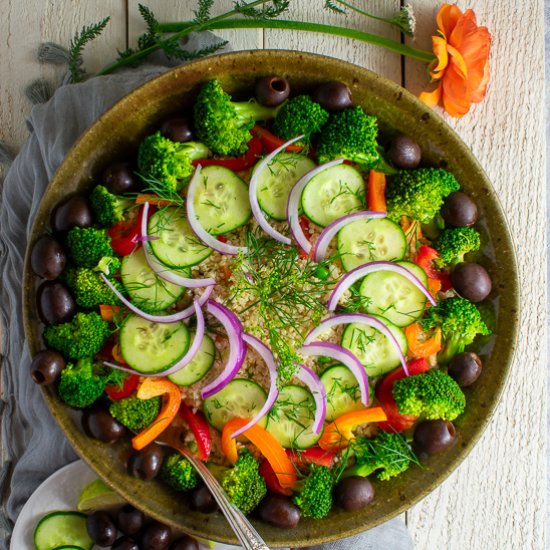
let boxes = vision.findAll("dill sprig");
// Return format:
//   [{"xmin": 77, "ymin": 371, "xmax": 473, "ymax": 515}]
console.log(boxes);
[{"xmin": 69, "ymin": 17, "xmax": 110, "ymax": 83}]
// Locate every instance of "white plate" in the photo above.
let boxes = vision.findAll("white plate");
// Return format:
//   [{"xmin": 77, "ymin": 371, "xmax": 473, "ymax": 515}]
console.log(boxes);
[{"xmin": 11, "ymin": 459, "xmax": 242, "ymax": 550}]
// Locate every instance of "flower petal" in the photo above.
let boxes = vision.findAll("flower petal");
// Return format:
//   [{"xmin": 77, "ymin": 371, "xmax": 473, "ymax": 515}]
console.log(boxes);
[
  {"xmin": 436, "ymin": 3, "xmax": 463, "ymax": 39},
  {"xmin": 429, "ymin": 36, "xmax": 449, "ymax": 79},
  {"xmin": 447, "ymin": 44, "xmax": 469, "ymax": 79},
  {"xmin": 419, "ymin": 85, "xmax": 442, "ymax": 109}
]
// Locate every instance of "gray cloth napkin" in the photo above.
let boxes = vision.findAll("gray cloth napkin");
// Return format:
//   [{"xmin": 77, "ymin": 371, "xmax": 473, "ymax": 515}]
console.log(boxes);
[{"xmin": 0, "ymin": 32, "xmax": 413, "ymax": 550}]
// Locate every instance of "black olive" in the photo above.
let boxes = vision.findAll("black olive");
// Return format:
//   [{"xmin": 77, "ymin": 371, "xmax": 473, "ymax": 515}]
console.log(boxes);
[
  {"xmin": 31, "ymin": 236, "xmax": 67, "ymax": 280},
  {"xmin": 127, "ymin": 443, "xmax": 165, "ymax": 480},
  {"xmin": 160, "ymin": 117, "xmax": 194, "ymax": 143},
  {"xmin": 255, "ymin": 76, "xmax": 291, "ymax": 107},
  {"xmin": 140, "ymin": 521, "xmax": 171, "ymax": 550},
  {"xmin": 112, "ymin": 536, "xmax": 140, "ymax": 550},
  {"xmin": 117, "ymin": 504, "xmax": 146, "ymax": 536},
  {"xmin": 333, "ymin": 476, "xmax": 375, "ymax": 511},
  {"xmin": 256, "ymin": 493, "xmax": 301, "ymax": 529},
  {"xmin": 414, "ymin": 419, "xmax": 456, "ymax": 455},
  {"xmin": 82, "ymin": 408, "xmax": 126, "ymax": 443},
  {"xmin": 170, "ymin": 535, "xmax": 201, "ymax": 550},
  {"xmin": 387, "ymin": 135, "xmax": 422, "ymax": 169},
  {"xmin": 441, "ymin": 192, "xmax": 479, "ymax": 227},
  {"xmin": 30, "ymin": 350, "xmax": 65, "ymax": 385},
  {"xmin": 451, "ymin": 262, "xmax": 492, "ymax": 302},
  {"xmin": 312, "ymin": 81, "xmax": 353, "ymax": 112},
  {"xmin": 189, "ymin": 484, "xmax": 217, "ymax": 514},
  {"xmin": 86, "ymin": 511, "xmax": 117, "ymax": 547},
  {"xmin": 36, "ymin": 281, "xmax": 76, "ymax": 325},
  {"xmin": 51, "ymin": 195, "xmax": 93, "ymax": 232},
  {"xmin": 448, "ymin": 352, "xmax": 483, "ymax": 387},
  {"xmin": 103, "ymin": 162, "xmax": 142, "ymax": 194}
]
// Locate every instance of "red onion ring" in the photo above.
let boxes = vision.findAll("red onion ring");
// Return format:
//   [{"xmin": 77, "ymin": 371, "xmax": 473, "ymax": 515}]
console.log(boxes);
[
  {"xmin": 312, "ymin": 210, "xmax": 387, "ymax": 263},
  {"xmin": 299, "ymin": 342, "xmax": 369, "ymax": 405},
  {"xmin": 100, "ymin": 274, "xmax": 213, "ymax": 323},
  {"xmin": 136, "ymin": 235, "xmax": 159, "ymax": 242},
  {"xmin": 248, "ymin": 134, "xmax": 305, "ymax": 245},
  {"xmin": 286, "ymin": 159, "xmax": 345, "ymax": 255},
  {"xmin": 327, "ymin": 260, "xmax": 437, "ymax": 311},
  {"xmin": 186, "ymin": 165, "xmax": 248, "ymax": 256},
  {"xmin": 140, "ymin": 202, "xmax": 216, "ymax": 288},
  {"xmin": 229, "ymin": 333, "xmax": 279, "ymax": 439},
  {"xmin": 200, "ymin": 300, "xmax": 247, "ymax": 399},
  {"xmin": 294, "ymin": 364, "xmax": 326, "ymax": 434},
  {"xmin": 303, "ymin": 313, "xmax": 409, "ymax": 376}
]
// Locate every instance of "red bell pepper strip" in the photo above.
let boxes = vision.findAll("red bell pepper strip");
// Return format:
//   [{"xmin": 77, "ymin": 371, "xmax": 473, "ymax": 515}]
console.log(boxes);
[
  {"xmin": 259, "ymin": 459, "xmax": 293, "ymax": 496},
  {"xmin": 108, "ymin": 205, "xmax": 147, "ymax": 257},
  {"xmin": 415, "ymin": 245, "xmax": 452, "ymax": 291},
  {"xmin": 105, "ymin": 374, "xmax": 140, "ymax": 401},
  {"xmin": 367, "ymin": 170, "xmax": 387, "ymax": 212},
  {"xmin": 252, "ymin": 125, "xmax": 304, "ymax": 154},
  {"xmin": 192, "ymin": 137, "xmax": 262, "ymax": 171},
  {"xmin": 179, "ymin": 402, "xmax": 211, "ymax": 461},
  {"xmin": 99, "ymin": 304, "xmax": 120, "ymax": 322}
]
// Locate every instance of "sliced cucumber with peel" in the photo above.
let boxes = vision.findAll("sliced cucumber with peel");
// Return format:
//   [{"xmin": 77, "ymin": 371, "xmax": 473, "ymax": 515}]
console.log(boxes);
[
  {"xmin": 168, "ymin": 332, "xmax": 216, "ymax": 386},
  {"xmin": 203, "ymin": 379, "xmax": 267, "ymax": 431},
  {"xmin": 338, "ymin": 218, "xmax": 406, "ymax": 272},
  {"xmin": 266, "ymin": 385, "xmax": 320, "ymax": 449},
  {"xmin": 301, "ymin": 164, "xmax": 366, "ymax": 227},
  {"xmin": 359, "ymin": 260, "xmax": 428, "ymax": 327},
  {"xmin": 34, "ymin": 511, "xmax": 93, "ymax": 550},
  {"xmin": 320, "ymin": 364, "xmax": 365, "ymax": 421},
  {"xmin": 120, "ymin": 314, "xmax": 189, "ymax": 374}
]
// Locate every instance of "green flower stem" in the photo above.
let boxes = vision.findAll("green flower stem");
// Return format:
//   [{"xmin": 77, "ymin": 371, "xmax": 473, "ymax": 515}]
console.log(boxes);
[
  {"xmin": 157, "ymin": 18, "xmax": 435, "ymax": 63},
  {"xmin": 334, "ymin": 0, "xmax": 409, "ymax": 33}
]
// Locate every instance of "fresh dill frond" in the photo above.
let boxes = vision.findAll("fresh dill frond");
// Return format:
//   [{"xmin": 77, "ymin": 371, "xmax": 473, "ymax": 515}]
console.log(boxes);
[
  {"xmin": 69, "ymin": 17, "xmax": 110, "ymax": 83},
  {"xmin": 135, "ymin": 173, "xmax": 185, "ymax": 207}
]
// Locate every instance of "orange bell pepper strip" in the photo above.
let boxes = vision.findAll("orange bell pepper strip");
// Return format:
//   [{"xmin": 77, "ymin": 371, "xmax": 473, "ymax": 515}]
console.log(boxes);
[
  {"xmin": 111, "ymin": 343, "xmax": 126, "ymax": 365},
  {"xmin": 404, "ymin": 323, "xmax": 442, "ymax": 359},
  {"xmin": 131, "ymin": 379, "xmax": 182, "ymax": 451},
  {"xmin": 318, "ymin": 407, "xmax": 387, "ymax": 451},
  {"xmin": 99, "ymin": 304, "xmax": 120, "ymax": 322},
  {"xmin": 135, "ymin": 193, "xmax": 176, "ymax": 207},
  {"xmin": 251, "ymin": 125, "xmax": 304, "ymax": 153},
  {"xmin": 367, "ymin": 171, "xmax": 387, "ymax": 212},
  {"xmin": 221, "ymin": 418, "xmax": 297, "ymax": 489}
]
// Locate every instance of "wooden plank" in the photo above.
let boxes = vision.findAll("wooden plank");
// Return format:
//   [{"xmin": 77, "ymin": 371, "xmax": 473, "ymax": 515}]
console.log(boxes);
[{"xmin": 404, "ymin": 2, "xmax": 546, "ymax": 549}]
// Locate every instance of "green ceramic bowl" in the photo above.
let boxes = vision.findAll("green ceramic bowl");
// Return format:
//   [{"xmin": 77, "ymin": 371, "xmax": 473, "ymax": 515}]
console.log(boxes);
[{"xmin": 23, "ymin": 50, "xmax": 519, "ymax": 547}]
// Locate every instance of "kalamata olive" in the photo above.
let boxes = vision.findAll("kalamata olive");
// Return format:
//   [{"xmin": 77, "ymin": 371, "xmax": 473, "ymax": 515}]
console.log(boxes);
[
  {"xmin": 30, "ymin": 350, "xmax": 65, "ymax": 385},
  {"xmin": 448, "ymin": 352, "xmax": 483, "ymax": 387},
  {"xmin": 103, "ymin": 162, "xmax": 142, "ymax": 194},
  {"xmin": 117, "ymin": 504, "xmax": 146, "ymax": 536},
  {"xmin": 451, "ymin": 262, "xmax": 492, "ymax": 302},
  {"xmin": 160, "ymin": 117, "xmax": 194, "ymax": 143},
  {"xmin": 170, "ymin": 535, "xmax": 201, "ymax": 550},
  {"xmin": 51, "ymin": 195, "xmax": 93, "ymax": 232},
  {"xmin": 256, "ymin": 494, "xmax": 301, "ymax": 529},
  {"xmin": 82, "ymin": 408, "xmax": 126, "ymax": 443},
  {"xmin": 414, "ymin": 419, "xmax": 457, "ymax": 455},
  {"xmin": 189, "ymin": 484, "xmax": 217, "ymax": 513},
  {"xmin": 141, "ymin": 521, "xmax": 171, "ymax": 550},
  {"xmin": 112, "ymin": 536, "xmax": 140, "ymax": 550},
  {"xmin": 86, "ymin": 511, "xmax": 117, "ymax": 547},
  {"xmin": 255, "ymin": 75, "xmax": 290, "ymax": 107},
  {"xmin": 36, "ymin": 281, "xmax": 76, "ymax": 325},
  {"xmin": 333, "ymin": 476, "xmax": 375, "ymax": 511},
  {"xmin": 31, "ymin": 236, "xmax": 67, "ymax": 280},
  {"xmin": 440, "ymin": 191, "xmax": 479, "ymax": 227},
  {"xmin": 127, "ymin": 443, "xmax": 165, "ymax": 480},
  {"xmin": 387, "ymin": 135, "xmax": 422, "ymax": 169},
  {"xmin": 312, "ymin": 81, "xmax": 352, "ymax": 112}
]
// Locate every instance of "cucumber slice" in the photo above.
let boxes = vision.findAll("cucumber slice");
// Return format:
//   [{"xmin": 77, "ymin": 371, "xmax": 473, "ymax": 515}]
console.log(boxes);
[
  {"xmin": 359, "ymin": 260, "xmax": 428, "ymax": 327},
  {"xmin": 168, "ymin": 332, "xmax": 216, "ymax": 386},
  {"xmin": 121, "ymin": 247, "xmax": 186, "ymax": 313},
  {"xmin": 149, "ymin": 207, "xmax": 212, "ymax": 268},
  {"xmin": 266, "ymin": 385, "xmax": 320, "ymax": 449},
  {"xmin": 34, "ymin": 511, "xmax": 93, "ymax": 550},
  {"xmin": 120, "ymin": 314, "xmax": 189, "ymax": 374},
  {"xmin": 320, "ymin": 364, "xmax": 365, "ymax": 421},
  {"xmin": 253, "ymin": 153, "xmax": 316, "ymax": 220},
  {"xmin": 203, "ymin": 379, "xmax": 267, "ymax": 431},
  {"xmin": 341, "ymin": 315, "xmax": 408, "ymax": 378},
  {"xmin": 338, "ymin": 218, "xmax": 407, "ymax": 272},
  {"xmin": 193, "ymin": 165, "xmax": 251, "ymax": 234},
  {"xmin": 301, "ymin": 164, "xmax": 365, "ymax": 227}
]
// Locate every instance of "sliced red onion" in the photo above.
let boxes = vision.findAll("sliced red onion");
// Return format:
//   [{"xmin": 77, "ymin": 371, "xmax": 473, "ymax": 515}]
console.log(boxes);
[
  {"xmin": 230, "ymin": 333, "xmax": 279, "ymax": 439},
  {"xmin": 200, "ymin": 300, "xmax": 247, "ymax": 399},
  {"xmin": 299, "ymin": 342, "xmax": 369, "ymax": 405},
  {"xmin": 136, "ymin": 235, "xmax": 159, "ymax": 242},
  {"xmin": 312, "ymin": 211, "xmax": 387, "ymax": 263},
  {"xmin": 286, "ymin": 158, "xmax": 345, "ymax": 255},
  {"xmin": 327, "ymin": 260, "xmax": 437, "ymax": 311},
  {"xmin": 303, "ymin": 313, "xmax": 409, "ymax": 376},
  {"xmin": 248, "ymin": 134, "xmax": 305, "ymax": 245},
  {"xmin": 100, "ymin": 274, "xmax": 213, "ymax": 323},
  {"xmin": 187, "ymin": 165, "xmax": 247, "ymax": 256},
  {"xmin": 140, "ymin": 202, "xmax": 216, "ymax": 288},
  {"xmin": 294, "ymin": 364, "xmax": 326, "ymax": 434}
]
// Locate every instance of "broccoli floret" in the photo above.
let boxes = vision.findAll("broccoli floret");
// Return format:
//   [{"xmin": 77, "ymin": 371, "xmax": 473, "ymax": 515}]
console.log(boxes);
[
  {"xmin": 137, "ymin": 131, "xmax": 209, "ymax": 193},
  {"xmin": 272, "ymin": 95, "xmax": 329, "ymax": 145},
  {"xmin": 95, "ymin": 255, "xmax": 122, "ymax": 277},
  {"xmin": 292, "ymin": 464, "xmax": 334, "ymax": 519},
  {"xmin": 345, "ymin": 432, "xmax": 417, "ymax": 481},
  {"xmin": 221, "ymin": 449, "xmax": 266, "ymax": 514},
  {"xmin": 109, "ymin": 395, "xmax": 161, "ymax": 431},
  {"xmin": 161, "ymin": 453, "xmax": 201, "ymax": 492},
  {"xmin": 435, "ymin": 227, "xmax": 481, "ymax": 268},
  {"xmin": 422, "ymin": 296, "xmax": 491, "ymax": 363},
  {"xmin": 67, "ymin": 227, "xmax": 114, "ymax": 268},
  {"xmin": 393, "ymin": 368, "xmax": 466, "ymax": 421},
  {"xmin": 65, "ymin": 267, "xmax": 123, "ymax": 309},
  {"xmin": 57, "ymin": 357, "xmax": 107, "ymax": 409},
  {"xmin": 386, "ymin": 168, "xmax": 460, "ymax": 224},
  {"xmin": 43, "ymin": 312, "xmax": 110, "ymax": 359},
  {"xmin": 316, "ymin": 106, "xmax": 380, "ymax": 170},
  {"xmin": 90, "ymin": 185, "xmax": 134, "ymax": 227},
  {"xmin": 193, "ymin": 79, "xmax": 281, "ymax": 156}
]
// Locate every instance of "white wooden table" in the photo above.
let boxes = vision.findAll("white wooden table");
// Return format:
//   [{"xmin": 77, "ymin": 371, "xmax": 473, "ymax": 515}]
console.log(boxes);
[{"xmin": 0, "ymin": 2, "xmax": 546, "ymax": 549}]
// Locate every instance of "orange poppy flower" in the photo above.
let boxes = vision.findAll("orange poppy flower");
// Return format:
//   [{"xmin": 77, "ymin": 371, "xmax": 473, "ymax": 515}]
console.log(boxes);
[{"xmin": 419, "ymin": 4, "xmax": 491, "ymax": 118}]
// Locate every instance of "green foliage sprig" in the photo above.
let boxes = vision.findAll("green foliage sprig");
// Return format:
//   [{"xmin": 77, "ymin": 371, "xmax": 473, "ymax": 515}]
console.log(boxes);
[{"xmin": 69, "ymin": 17, "xmax": 110, "ymax": 83}]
